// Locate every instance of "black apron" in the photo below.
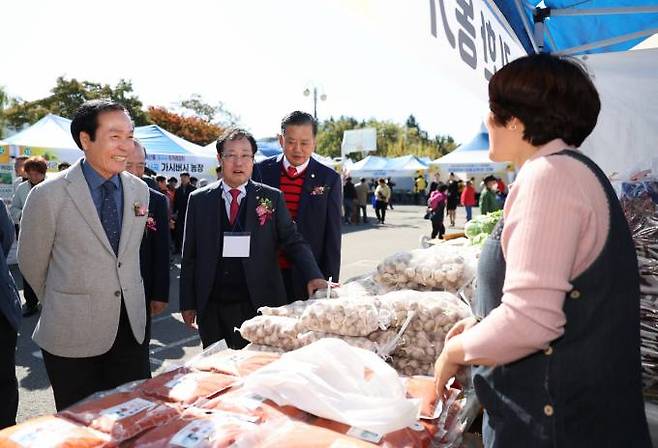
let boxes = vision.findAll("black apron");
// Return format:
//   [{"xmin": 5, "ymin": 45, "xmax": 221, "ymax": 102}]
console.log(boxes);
[{"xmin": 472, "ymin": 150, "xmax": 651, "ymax": 447}]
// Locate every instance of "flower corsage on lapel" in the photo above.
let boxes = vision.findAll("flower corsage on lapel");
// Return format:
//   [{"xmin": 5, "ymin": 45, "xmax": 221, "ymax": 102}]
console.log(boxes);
[
  {"xmin": 310, "ymin": 185, "xmax": 330, "ymax": 196},
  {"xmin": 256, "ymin": 197, "xmax": 275, "ymax": 226},
  {"xmin": 133, "ymin": 201, "xmax": 147, "ymax": 217}
]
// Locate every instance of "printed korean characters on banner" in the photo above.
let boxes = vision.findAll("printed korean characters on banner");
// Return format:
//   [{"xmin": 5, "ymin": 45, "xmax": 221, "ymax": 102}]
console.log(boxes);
[
  {"xmin": 428, "ymin": 0, "xmax": 527, "ymax": 99},
  {"xmin": 146, "ymin": 153, "xmax": 216, "ymax": 181}
]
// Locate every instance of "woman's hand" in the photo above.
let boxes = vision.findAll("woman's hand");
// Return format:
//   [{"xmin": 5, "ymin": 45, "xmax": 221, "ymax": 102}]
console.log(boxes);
[
  {"xmin": 434, "ymin": 348, "xmax": 461, "ymax": 399},
  {"xmin": 445, "ymin": 316, "xmax": 478, "ymax": 343}
]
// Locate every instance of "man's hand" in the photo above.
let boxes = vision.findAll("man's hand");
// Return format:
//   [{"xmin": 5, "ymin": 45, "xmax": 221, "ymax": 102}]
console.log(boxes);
[
  {"xmin": 445, "ymin": 317, "xmax": 478, "ymax": 343},
  {"xmin": 306, "ymin": 278, "xmax": 337, "ymax": 298},
  {"xmin": 181, "ymin": 310, "xmax": 197, "ymax": 330},
  {"xmin": 150, "ymin": 300, "xmax": 168, "ymax": 316}
]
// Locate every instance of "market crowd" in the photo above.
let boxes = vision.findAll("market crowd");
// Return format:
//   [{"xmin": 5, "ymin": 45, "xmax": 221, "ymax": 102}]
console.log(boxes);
[{"xmin": 0, "ymin": 53, "xmax": 651, "ymax": 447}]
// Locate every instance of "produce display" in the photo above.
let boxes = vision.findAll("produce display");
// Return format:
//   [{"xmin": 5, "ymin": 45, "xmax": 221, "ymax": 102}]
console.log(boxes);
[
  {"xmin": 299, "ymin": 297, "xmax": 393, "ymax": 337},
  {"xmin": 620, "ymin": 180, "xmax": 658, "ymax": 395},
  {"xmin": 464, "ymin": 209, "xmax": 503, "ymax": 246},
  {"xmin": 238, "ymin": 315, "xmax": 303, "ymax": 350}
]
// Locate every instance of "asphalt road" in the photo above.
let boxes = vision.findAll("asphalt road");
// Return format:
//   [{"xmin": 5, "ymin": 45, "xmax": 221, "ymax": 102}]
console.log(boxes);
[{"xmin": 13, "ymin": 204, "xmax": 470, "ymax": 422}]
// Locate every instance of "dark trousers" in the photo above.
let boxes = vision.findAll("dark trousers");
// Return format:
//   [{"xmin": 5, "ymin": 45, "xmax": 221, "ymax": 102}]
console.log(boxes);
[
  {"xmin": 42, "ymin": 301, "xmax": 150, "ymax": 411},
  {"xmin": 343, "ymin": 199, "xmax": 354, "ymax": 224},
  {"xmin": 142, "ymin": 302, "xmax": 153, "ymax": 378},
  {"xmin": 356, "ymin": 205, "xmax": 368, "ymax": 223},
  {"xmin": 0, "ymin": 313, "xmax": 18, "ymax": 429},
  {"xmin": 198, "ymin": 297, "xmax": 257, "ymax": 350},
  {"xmin": 375, "ymin": 200, "xmax": 387, "ymax": 223},
  {"xmin": 431, "ymin": 211, "xmax": 446, "ymax": 239}
]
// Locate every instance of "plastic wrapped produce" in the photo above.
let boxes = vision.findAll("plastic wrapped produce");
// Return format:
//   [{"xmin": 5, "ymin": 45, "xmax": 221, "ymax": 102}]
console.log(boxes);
[
  {"xmin": 59, "ymin": 391, "xmax": 181, "ymax": 443},
  {"xmin": 299, "ymin": 297, "xmax": 394, "ymax": 337},
  {"xmin": 138, "ymin": 367, "xmax": 237, "ymax": 404},
  {"xmin": 298, "ymin": 331, "xmax": 380, "ymax": 352},
  {"xmin": 238, "ymin": 315, "xmax": 302, "ymax": 350},
  {"xmin": 258, "ymin": 300, "xmax": 311, "ymax": 318},
  {"xmin": 243, "ymin": 343, "xmax": 285, "ymax": 353},
  {"xmin": 390, "ymin": 356, "xmax": 435, "ymax": 377},
  {"xmin": 186, "ymin": 345, "xmax": 281, "ymax": 377},
  {"xmin": 0, "ymin": 416, "xmax": 112, "ymax": 448}
]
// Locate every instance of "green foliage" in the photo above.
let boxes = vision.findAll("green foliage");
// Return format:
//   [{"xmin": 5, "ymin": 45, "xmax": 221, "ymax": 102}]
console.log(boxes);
[
  {"xmin": 2, "ymin": 77, "xmax": 150, "ymax": 130},
  {"xmin": 315, "ymin": 114, "xmax": 458, "ymax": 160},
  {"xmin": 179, "ymin": 93, "xmax": 240, "ymax": 127}
]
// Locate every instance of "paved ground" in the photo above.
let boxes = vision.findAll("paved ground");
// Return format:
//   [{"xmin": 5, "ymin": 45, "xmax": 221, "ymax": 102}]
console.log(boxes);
[{"xmin": 14, "ymin": 204, "xmax": 469, "ymax": 422}]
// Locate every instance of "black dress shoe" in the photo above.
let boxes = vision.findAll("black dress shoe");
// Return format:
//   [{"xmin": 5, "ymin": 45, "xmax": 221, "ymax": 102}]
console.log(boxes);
[{"xmin": 22, "ymin": 305, "xmax": 40, "ymax": 317}]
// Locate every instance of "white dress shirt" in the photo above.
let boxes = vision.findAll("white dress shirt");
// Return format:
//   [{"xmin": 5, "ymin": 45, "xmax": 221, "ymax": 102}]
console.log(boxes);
[
  {"xmin": 220, "ymin": 181, "xmax": 247, "ymax": 218},
  {"xmin": 281, "ymin": 155, "xmax": 310, "ymax": 175}
]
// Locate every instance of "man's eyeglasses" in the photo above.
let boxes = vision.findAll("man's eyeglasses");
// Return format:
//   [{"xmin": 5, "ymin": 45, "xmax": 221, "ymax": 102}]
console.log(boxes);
[{"xmin": 221, "ymin": 154, "xmax": 254, "ymax": 162}]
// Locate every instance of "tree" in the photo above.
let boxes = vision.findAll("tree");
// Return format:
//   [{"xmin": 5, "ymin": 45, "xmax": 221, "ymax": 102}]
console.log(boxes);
[
  {"xmin": 179, "ymin": 94, "xmax": 240, "ymax": 126},
  {"xmin": 147, "ymin": 106, "xmax": 223, "ymax": 146},
  {"xmin": 2, "ymin": 77, "xmax": 150, "ymax": 130},
  {"xmin": 0, "ymin": 86, "xmax": 7, "ymax": 138}
]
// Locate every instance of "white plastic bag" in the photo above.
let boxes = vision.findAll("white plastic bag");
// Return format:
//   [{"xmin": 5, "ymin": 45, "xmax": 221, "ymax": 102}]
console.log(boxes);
[{"xmin": 241, "ymin": 338, "xmax": 420, "ymax": 435}]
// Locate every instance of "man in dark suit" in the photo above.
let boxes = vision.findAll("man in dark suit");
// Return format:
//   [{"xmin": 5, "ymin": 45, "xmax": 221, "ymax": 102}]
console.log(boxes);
[
  {"xmin": 126, "ymin": 141, "xmax": 170, "ymax": 375},
  {"xmin": 180, "ymin": 128, "xmax": 327, "ymax": 349},
  {"xmin": 254, "ymin": 111, "xmax": 341, "ymax": 302},
  {"xmin": 0, "ymin": 201, "xmax": 21, "ymax": 429},
  {"xmin": 173, "ymin": 171, "xmax": 195, "ymax": 253}
]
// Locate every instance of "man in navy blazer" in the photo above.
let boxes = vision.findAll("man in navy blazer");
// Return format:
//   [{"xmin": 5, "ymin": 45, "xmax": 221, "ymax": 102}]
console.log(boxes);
[
  {"xmin": 126, "ymin": 141, "xmax": 170, "ymax": 375},
  {"xmin": 180, "ymin": 128, "xmax": 327, "ymax": 349},
  {"xmin": 254, "ymin": 111, "xmax": 341, "ymax": 301},
  {"xmin": 0, "ymin": 201, "xmax": 21, "ymax": 429}
]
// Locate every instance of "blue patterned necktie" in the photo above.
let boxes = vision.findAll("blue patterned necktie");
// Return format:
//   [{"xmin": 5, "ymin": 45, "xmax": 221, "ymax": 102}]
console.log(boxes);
[{"xmin": 101, "ymin": 180, "xmax": 121, "ymax": 255}]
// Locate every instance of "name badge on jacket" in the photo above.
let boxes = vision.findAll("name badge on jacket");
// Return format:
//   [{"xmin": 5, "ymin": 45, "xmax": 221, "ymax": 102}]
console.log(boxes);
[{"xmin": 223, "ymin": 232, "xmax": 251, "ymax": 258}]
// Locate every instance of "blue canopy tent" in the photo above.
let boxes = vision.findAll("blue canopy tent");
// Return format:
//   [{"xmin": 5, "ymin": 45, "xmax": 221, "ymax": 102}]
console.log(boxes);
[{"xmin": 492, "ymin": 1, "xmax": 658, "ymax": 55}]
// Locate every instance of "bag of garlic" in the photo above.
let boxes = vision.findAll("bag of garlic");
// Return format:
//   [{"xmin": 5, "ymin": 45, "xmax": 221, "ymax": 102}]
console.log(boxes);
[
  {"xmin": 238, "ymin": 315, "xmax": 302, "ymax": 350},
  {"xmin": 299, "ymin": 296, "xmax": 395, "ymax": 336},
  {"xmin": 258, "ymin": 300, "xmax": 312, "ymax": 318},
  {"xmin": 373, "ymin": 244, "xmax": 478, "ymax": 293}
]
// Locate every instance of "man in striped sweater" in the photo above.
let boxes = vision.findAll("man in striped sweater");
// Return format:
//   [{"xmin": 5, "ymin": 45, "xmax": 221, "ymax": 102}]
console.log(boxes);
[{"xmin": 255, "ymin": 111, "xmax": 342, "ymax": 302}]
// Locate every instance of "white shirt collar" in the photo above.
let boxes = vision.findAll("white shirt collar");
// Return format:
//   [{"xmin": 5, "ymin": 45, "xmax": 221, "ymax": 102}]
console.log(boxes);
[
  {"xmin": 220, "ymin": 180, "xmax": 247, "ymax": 202},
  {"xmin": 281, "ymin": 155, "xmax": 310, "ymax": 175}
]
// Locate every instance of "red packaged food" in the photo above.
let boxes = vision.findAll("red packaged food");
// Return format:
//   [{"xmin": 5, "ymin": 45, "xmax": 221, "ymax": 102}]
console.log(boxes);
[
  {"xmin": 60, "ymin": 391, "xmax": 182, "ymax": 442},
  {"xmin": 0, "ymin": 416, "xmax": 112, "ymax": 448},
  {"xmin": 403, "ymin": 376, "xmax": 441, "ymax": 420},
  {"xmin": 131, "ymin": 407, "xmax": 264, "ymax": 448},
  {"xmin": 311, "ymin": 417, "xmax": 433, "ymax": 448},
  {"xmin": 138, "ymin": 368, "xmax": 237, "ymax": 404},
  {"xmin": 256, "ymin": 420, "xmax": 376, "ymax": 448},
  {"xmin": 187, "ymin": 350, "xmax": 280, "ymax": 377}
]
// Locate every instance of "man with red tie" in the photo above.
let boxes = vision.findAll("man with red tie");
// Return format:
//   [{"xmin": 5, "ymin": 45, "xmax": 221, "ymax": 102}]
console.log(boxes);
[
  {"xmin": 255, "ymin": 111, "xmax": 342, "ymax": 302},
  {"xmin": 180, "ymin": 128, "xmax": 327, "ymax": 349}
]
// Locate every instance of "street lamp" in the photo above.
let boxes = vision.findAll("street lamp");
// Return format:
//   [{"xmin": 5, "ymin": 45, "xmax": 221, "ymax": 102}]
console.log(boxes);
[{"xmin": 303, "ymin": 86, "xmax": 327, "ymax": 120}]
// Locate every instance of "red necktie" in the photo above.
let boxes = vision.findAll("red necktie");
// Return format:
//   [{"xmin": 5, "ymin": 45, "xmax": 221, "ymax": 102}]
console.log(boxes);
[
  {"xmin": 287, "ymin": 166, "xmax": 298, "ymax": 177},
  {"xmin": 229, "ymin": 189, "xmax": 240, "ymax": 225}
]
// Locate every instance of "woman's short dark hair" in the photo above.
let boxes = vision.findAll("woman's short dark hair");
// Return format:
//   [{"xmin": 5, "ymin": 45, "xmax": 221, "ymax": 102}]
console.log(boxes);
[
  {"xmin": 24, "ymin": 156, "xmax": 48, "ymax": 175},
  {"xmin": 215, "ymin": 127, "xmax": 257, "ymax": 155},
  {"xmin": 70, "ymin": 100, "xmax": 128, "ymax": 150},
  {"xmin": 489, "ymin": 54, "xmax": 600, "ymax": 147},
  {"xmin": 280, "ymin": 111, "xmax": 317, "ymax": 136}
]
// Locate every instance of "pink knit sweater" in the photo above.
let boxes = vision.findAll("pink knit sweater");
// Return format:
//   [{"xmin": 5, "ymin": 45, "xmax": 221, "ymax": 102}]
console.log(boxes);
[{"xmin": 461, "ymin": 139, "xmax": 610, "ymax": 364}]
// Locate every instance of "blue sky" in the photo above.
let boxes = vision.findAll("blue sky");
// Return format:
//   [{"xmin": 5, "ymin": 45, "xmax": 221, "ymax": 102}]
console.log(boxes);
[{"xmin": 1, "ymin": 0, "xmax": 488, "ymax": 143}]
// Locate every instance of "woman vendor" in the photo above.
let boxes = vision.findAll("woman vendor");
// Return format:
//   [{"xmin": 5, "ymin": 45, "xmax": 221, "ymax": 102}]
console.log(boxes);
[{"xmin": 434, "ymin": 54, "xmax": 650, "ymax": 447}]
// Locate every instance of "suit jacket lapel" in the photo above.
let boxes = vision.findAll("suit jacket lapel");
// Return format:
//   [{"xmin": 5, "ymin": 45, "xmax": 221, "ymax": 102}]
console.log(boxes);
[
  {"xmin": 117, "ymin": 173, "xmax": 137, "ymax": 259},
  {"xmin": 207, "ymin": 183, "xmax": 222, "ymax": 258},
  {"xmin": 64, "ymin": 161, "xmax": 116, "ymax": 256},
  {"xmin": 244, "ymin": 181, "xmax": 257, "ymax": 232},
  {"xmin": 298, "ymin": 157, "xmax": 317, "ymax": 220}
]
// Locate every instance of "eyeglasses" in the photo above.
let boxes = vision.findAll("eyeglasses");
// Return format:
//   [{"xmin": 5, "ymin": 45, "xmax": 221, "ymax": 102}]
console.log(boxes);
[{"xmin": 221, "ymin": 154, "xmax": 254, "ymax": 162}]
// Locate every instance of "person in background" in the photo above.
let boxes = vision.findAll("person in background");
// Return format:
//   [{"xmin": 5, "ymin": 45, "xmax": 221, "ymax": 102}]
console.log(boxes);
[
  {"xmin": 374, "ymin": 178, "xmax": 391, "ymax": 224},
  {"xmin": 156, "ymin": 175, "xmax": 168, "ymax": 195},
  {"xmin": 57, "ymin": 162, "xmax": 71, "ymax": 172},
  {"xmin": 215, "ymin": 165, "xmax": 223, "ymax": 181},
  {"xmin": 479, "ymin": 175, "xmax": 502, "ymax": 215},
  {"xmin": 10, "ymin": 156, "xmax": 48, "ymax": 318},
  {"xmin": 189, "ymin": 176, "xmax": 198, "ymax": 188},
  {"xmin": 427, "ymin": 184, "xmax": 448, "ymax": 239},
  {"xmin": 354, "ymin": 177, "xmax": 369, "ymax": 224},
  {"xmin": 342, "ymin": 177, "xmax": 357, "ymax": 224},
  {"xmin": 434, "ymin": 53, "xmax": 650, "ymax": 447},
  {"xmin": 255, "ymin": 111, "xmax": 341, "ymax": 301},
  {"xmin": 460, "ymin": 180, "xmax": 477, "ymax": 222},
  {"xmin": 413, "ymin": 173, "xmax": 427, "ymax": 205},
  {"xmin": 0, "ymin": 200, "xmax": 20, "ymax": 429},
  {"xmin": 12, "ymin": 156, "xmax": 28, "ymax": 194},
  {"xmin": 429, "ymin": 173, "xmax": 441, "ymax": 194},
  {"xmin": 446, "ymin": 173, "xmax": 460, "ymax": 227},
  {"xmin": 125, "ymin": 141, "xmax": 170, "ymax": 376},
  {"xmin": 496, "ymin": 176, "xmax": 508, "ymax": 205},
  {"xmin": 173, "ymin": 172, "xmax": 196, "ymax": 254},
  {"xmin": 386, "ymin": 177, "xmax": 396, "ymax": 210}
]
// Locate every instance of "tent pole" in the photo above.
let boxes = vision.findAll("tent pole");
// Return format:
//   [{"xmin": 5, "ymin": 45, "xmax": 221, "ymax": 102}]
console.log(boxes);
[
  {"xmin": 555, "ymin": 26, "xmax": 658, "ymax": 55},
  {"xmin": 513, "ymin": 0, "xmax": 539, "ymax": 53},
  {"xmin": 550, "ymin": 6, "xmax": 658, "ymax": 17}
]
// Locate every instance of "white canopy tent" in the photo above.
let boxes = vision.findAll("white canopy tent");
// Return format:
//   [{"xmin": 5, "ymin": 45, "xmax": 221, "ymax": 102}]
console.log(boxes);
[{"xmin": 431, "ymin": 124, "xmax": 507, "ymax": 174}]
